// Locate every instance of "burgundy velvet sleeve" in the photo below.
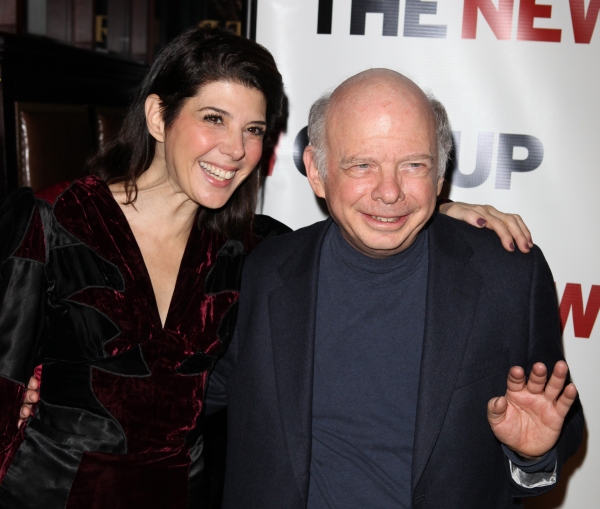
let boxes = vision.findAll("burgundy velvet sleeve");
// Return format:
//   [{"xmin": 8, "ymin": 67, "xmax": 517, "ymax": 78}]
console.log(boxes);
[
  {"xmin": 0, "ymin": 188, "xmax": 47, "ymax": 482},
  {"xmin": 0, "ymin": 378, "xmax": 26, "ymax": 479}
]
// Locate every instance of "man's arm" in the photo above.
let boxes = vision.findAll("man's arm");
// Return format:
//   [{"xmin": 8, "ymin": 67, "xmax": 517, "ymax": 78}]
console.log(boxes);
[
  {"xmin": 204, "ymin": 327, "xmax": 238, "ymax": 416},
  {"xmin": 486, "ymin": 246, "xmax": 584, "ymax": 492}
]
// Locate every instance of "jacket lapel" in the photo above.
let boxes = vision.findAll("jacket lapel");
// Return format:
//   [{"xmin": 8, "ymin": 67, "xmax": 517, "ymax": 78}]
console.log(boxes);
[
  {"xmin": 268, "ymin": 219, "xmax": 331, "ymax": 504},
  {"xmin": 412, "ymin": 215, "xmax": 483, "ymax": 493}
]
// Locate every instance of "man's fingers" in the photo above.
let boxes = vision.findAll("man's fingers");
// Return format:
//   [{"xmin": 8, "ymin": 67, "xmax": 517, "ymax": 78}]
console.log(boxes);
[
  {"xmin": 506, "ymin": 365, "xmax": 526, "ymax": 392},
  {"xmin": 525, "ymin": 362, "xmax": 549, "ymax": 395},
  {"xmin": 487, "ymin": 396, "xmax": 508, "ymax": 425},
  {"xmin": 555, "ymin": 383, "xmax": 578, "ymax": 418},
  {"xmin": 543, "ymin": 360, "xmax": 570, "ymax": 401}
]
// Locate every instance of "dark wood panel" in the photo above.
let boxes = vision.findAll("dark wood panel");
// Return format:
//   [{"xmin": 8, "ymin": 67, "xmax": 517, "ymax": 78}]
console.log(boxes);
[
  {"xmin": 73, "ymin": 0, "xmax": 94, "ymax": 48},
  {"xmin": 106, "ymin": 0, "xmax": 130, "ymax": 54},
  {"xmin": 130, "ymin": 0, "xmax": 150, "ymax": 61},
  {"xmin": 0, "ymin": 32, "xmax": 148, "ymax": 196},
  {"xmin": 47, "ymin": 0, "xmax": 72, "ymax": 42},
  {"xmin": 0, "ymin": 0, "xmax": 24, "ymax": 34}
]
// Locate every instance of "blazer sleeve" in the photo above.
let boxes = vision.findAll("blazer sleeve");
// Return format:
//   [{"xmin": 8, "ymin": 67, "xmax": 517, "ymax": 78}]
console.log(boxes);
[
  {"xmin": 508, "ymin": 246, "xmax": 585, "ymax": 496},
  {"xmin": 0, "ymin": 188, "xmax": 47, "ymax": 474},
  {"xmin": 205, "ymin": 215, "xmax": 291, "ymax": 415}
]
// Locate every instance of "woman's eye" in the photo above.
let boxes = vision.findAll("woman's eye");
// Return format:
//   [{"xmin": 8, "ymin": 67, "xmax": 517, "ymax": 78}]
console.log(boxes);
[
  {"xmin": 247, "ymin": 126, "xmax": 266, "ymax": 137},
  {"xmin": 204, "ymin": 114, "xmax": 223, "ymax": 124}
]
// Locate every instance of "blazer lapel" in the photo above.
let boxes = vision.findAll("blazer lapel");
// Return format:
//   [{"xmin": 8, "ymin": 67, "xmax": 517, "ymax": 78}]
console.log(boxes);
[
  {"xmin": 268, "ymin": 219, "xmax": 331, "ymax": 504},
  {"xmin": 412, "ymin": 215, "xmax": 483, "ymax": 493}
]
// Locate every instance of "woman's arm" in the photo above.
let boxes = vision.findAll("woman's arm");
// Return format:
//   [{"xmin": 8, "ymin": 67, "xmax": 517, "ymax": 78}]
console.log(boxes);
[
  {"xmin": 0, "ymin": 189, "xmax": 47, "ymax": 477},
  {"xmin": 439, "ymin": 201, "xmax": 532, "ymax": 253}
]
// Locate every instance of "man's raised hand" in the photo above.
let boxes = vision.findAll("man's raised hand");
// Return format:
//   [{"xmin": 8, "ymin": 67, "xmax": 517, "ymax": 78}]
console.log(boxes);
[{"xmin": 487, "ymin": 361, "xmax": 577, "ymax": 459}]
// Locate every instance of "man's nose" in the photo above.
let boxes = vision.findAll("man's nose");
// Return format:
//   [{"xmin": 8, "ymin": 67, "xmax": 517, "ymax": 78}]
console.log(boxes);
[
  {"xmin": 220, "ymin": 129, "xmax": 245, "ymax": 161},
  {"xmin": 372, "ymin": 170, "xmax": 403, "ymax": 204}
]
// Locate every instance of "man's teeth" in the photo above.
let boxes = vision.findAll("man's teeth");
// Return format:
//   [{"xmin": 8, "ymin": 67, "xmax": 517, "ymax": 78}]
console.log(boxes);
[
  {"xmin": 199, "ymin": 161, "xmax": 235, "ymax": 181},
  {"xmin": 370, "ymin": 215, "xmax": 399, "ymax": 223}
]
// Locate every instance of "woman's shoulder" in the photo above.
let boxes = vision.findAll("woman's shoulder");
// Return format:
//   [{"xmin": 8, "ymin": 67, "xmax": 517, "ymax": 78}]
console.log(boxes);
[
  {"xmin": 35, "ymin": 175, "xmax": 108, "ymax": 206},
  {"xmin": 0, "ymin": 187, "xmax": 45, "ymax": 264}
]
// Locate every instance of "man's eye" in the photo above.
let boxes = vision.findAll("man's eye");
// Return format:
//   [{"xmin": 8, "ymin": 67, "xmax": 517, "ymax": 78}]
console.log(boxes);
[
  {"xmin": 405, "ymin": 163, "xmax": 429, "ymax": 173},
  {"xmin": 204, "ymin": 114, "xmax": 223, "ymax": 124}
]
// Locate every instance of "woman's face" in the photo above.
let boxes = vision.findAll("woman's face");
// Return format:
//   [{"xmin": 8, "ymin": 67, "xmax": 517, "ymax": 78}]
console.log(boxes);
[{"xmin": 162, "ymin": 81, "xmax": 267, "ymax": 209}]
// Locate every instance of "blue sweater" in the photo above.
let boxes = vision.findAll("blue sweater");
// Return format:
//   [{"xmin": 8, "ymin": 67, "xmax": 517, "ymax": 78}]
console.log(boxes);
[{"xmin": 308, "ymin": 223, "xmax": 428, "ymax": 509}]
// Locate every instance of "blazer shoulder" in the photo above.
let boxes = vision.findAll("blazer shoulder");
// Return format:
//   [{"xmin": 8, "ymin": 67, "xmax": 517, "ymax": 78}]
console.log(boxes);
[
  {"xmin": 252, "ymin": 214, "xmax": 292, "ymax": 241},
  {"xmin": 245, "ymin": 219, "xmax": 328, "ymax": 271},
  {"xmin": 431, "ymin": 213, "xmax": 544, "ymax": 270}
]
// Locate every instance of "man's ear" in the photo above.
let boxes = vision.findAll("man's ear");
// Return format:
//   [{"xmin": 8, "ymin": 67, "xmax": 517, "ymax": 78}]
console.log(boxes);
[
  {"xmin": 304, "ymin": 146, "xmax": 326, "ymax": 199},
  {"xmin": 436, "ymin": 177, "xmax": 444, "ymax": 196},
  {"xmin": 145, "ymin": 94, "xmax": 165, "ymax": 143}
]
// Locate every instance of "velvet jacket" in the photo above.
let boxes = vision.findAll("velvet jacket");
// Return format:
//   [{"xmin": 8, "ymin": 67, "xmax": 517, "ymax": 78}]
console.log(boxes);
[
  {"xmin": 0, "ymin": 176, "xmax": 289, "ymax": 509},
  {"xmin": 206, "ymin": 214, "xmax": 584, "ymax": 509}
]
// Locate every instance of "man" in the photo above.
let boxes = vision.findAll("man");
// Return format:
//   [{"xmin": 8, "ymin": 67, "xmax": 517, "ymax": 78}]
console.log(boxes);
[{"xmin": 206, "ymin": 68, "xmax": 583, "ymax": 508}]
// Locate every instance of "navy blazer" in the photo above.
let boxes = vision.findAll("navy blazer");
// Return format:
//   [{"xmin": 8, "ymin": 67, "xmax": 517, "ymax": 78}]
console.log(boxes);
[{"xmin": 206, "ymin": 213, "xmax": 584, "ymax": 509}]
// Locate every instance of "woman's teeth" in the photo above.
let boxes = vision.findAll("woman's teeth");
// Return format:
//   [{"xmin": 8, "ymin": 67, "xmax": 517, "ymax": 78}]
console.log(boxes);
[
  {"xmin": 200, "ymin": 161, "xmax": 235, "ymax": 181},
  {"xmin": 371, "ymin": 215, "xmax": 399, "ymax": 223}
]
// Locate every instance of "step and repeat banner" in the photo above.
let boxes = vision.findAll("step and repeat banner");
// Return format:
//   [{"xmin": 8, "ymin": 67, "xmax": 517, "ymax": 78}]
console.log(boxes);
[{"xmin": 255, "ymin": 1, "xmax": 599, "ymax": 507}]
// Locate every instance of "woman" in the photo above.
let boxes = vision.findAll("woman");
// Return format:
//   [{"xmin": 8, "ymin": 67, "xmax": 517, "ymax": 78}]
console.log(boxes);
[
  {"xmin": 1, "ymin": 27, "xmax": 530, "ymax": 508},
  {"xmin": 0, "ymin": 26, "xmax": 287, "ymax": 509}
]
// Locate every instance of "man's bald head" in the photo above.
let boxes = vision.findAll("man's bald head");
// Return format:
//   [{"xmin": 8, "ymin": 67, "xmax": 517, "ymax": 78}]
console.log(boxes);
[{"xmin": 307, "ymin": 69, "xmax": 452, "ymax": 181}]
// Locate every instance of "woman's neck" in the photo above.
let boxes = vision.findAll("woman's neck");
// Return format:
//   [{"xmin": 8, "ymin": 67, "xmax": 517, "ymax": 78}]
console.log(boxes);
[{"xmin": 110, "ymin": 164, "xmax": 199, "ymax": 239}]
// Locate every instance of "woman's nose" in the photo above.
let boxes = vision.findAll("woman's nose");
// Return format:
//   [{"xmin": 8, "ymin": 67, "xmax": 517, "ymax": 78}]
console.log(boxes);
[{"xmin": 220, "ymin": 130, "xmax": 245, "ymax": 161}]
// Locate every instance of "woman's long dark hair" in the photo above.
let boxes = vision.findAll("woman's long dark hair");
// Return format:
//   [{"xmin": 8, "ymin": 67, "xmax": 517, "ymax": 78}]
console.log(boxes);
[{"xmin": 88, "ymin": 26, "xmax": 284, "ymax": 238}]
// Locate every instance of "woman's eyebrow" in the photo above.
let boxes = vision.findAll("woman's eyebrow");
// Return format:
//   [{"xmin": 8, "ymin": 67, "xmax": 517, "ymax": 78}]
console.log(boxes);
[
  {"xmin": 198, "ymin": 106, "xmax": 231, "ymax": 117},
  {"xmin": 198, "ymin": 106, "xmax": 266, "ymax": 125}
]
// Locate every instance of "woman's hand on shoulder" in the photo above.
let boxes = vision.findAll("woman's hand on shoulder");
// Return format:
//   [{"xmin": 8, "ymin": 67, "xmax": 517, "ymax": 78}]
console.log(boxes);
[
  {"xmin": 438, "ymin": 202, "xmax": 533, "ymax": 253},
  {"xmin": 18, "ymin": 376, "xmax": 40, "ymax": 428}
]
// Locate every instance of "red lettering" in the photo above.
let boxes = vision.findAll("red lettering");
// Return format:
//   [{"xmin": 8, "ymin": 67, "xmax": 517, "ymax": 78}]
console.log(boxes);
[
  {"xmin": 462, "ymin": 0, "xmax": 514, "ymax": 39},
  {"xmin": 517, "ymin": 0, "xmax": 562, "ymax": 42},
  {"xmin": 559, "ymin": 283, "xmax": 600, "ymax": 338},
  {"xmin": 569, "ymin": 0, "xmax": 600, "ymax": 43}
]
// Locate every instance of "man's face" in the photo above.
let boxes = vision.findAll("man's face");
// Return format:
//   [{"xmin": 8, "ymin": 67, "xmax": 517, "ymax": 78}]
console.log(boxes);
[{"xmin": 305, "ymin": 77, "xmax": 443, "ymax": 258}]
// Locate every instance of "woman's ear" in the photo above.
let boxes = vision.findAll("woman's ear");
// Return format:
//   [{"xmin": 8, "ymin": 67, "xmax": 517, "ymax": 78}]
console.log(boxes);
[{"xmin": 145, "ymin": 94, "xmax": 165, "ymax": 143}]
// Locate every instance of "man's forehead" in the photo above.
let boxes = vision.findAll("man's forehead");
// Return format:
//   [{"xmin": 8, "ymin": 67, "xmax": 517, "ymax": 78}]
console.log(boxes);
[
  {"xmin": 328, "ymin": 78, "xmax": 433, "ymax": 131},
  {"xmin": 326, "ymin": 84, "xmax": 436, "ymax": 152}
]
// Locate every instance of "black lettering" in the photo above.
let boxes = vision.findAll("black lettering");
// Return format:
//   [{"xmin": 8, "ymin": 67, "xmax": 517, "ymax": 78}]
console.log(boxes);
[
  {"xmin": 404, "ymin": 0, "xmax": 447, "ymax": 38},
  {"xmin": 449, "ymin": 132, "xmax": 494, "ymax": 188},
  {"xmin": 318, "ymin": 0, "xmax": 335, "ymax": 34},
  {"xmin": 350, "ymin": 0, "xmax": 400, "ymax": 36},
  {"xmin": 293, "ymin": 127, "xmax": 309, "ymax": 176},
  {"xmin": 495, "ymin": 134, "xmax": 543, "ymax": 189}
]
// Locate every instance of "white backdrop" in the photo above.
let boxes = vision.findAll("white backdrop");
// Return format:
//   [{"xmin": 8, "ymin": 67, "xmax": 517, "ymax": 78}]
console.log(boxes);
[{"xmin": 255, "ymin": 1, "xmax": 599, "ymax": 507}]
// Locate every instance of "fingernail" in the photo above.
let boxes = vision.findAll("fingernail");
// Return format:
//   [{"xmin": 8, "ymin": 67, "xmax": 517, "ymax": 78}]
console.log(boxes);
[
  {"xmin": 477, "ymin": 218, "xmax": 487, "ymax": 227},
  {"xmin": 528, "ymin": 239, "xmax": 533, "ymax": 248},
  {"xmin": 509, "ymin": 242, "xmax": 515, "ymax": 251}
]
